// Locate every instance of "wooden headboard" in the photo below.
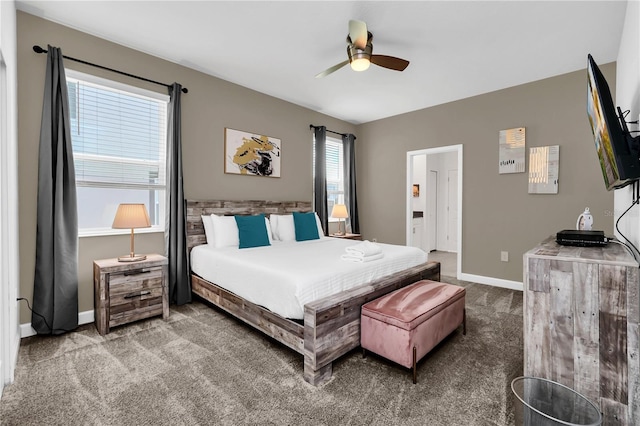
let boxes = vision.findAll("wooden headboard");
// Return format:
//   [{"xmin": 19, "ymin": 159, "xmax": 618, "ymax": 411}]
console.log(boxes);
[{"xmin": 186, "ymin": 200, "xmax": 313, "ymax": 253}]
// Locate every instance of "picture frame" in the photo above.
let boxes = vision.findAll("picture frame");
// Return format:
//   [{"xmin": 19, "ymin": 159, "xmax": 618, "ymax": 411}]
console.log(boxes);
[
  {"xmin": 413, "ymin": 184, "xmax": 420, "ymax": 197},
  {"xmin": 224, "ymin": 128, "xmax": 281, "ymax": 177}
]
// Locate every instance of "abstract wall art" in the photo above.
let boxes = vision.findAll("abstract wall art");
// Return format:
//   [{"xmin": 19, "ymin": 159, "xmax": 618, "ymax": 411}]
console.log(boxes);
[
  {"xmin": 224, "ymin": 128, "xmax": 281, "ymax": 177},
  {"xmin": 499, "ymin": 127, "xmax": 526, "ymax": 174}
]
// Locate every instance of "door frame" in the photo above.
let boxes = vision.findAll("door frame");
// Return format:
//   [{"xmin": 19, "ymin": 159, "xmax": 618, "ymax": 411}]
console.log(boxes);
[
  {"xmin": 406, "ymin": 145, "xmax": 463, "ymax": 278},
  {"xmin": 427, "ymin": 170, "xmax": 438, "ymax": 252}
]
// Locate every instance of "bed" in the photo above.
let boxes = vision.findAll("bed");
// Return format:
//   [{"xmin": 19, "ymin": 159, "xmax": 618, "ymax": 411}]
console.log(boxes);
[{"xmin": 186, "ymin": 200, "xmax": 441, "ymax": 386}]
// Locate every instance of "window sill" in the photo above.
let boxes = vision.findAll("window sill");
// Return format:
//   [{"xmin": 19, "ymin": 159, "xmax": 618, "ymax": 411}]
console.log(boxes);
[{"xmin": 79, "ymin": 227, "xmax": 165, "ymax": 238}]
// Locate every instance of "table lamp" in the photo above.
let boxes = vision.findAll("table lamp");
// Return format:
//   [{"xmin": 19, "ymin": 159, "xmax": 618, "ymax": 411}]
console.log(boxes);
[
  {"xmin": 331, "ymin": 204, "xmax": 349, "ymax": 236},
  {"xmin": 112, "ymin": 203, "xmax": 151, "ymax": 262}
]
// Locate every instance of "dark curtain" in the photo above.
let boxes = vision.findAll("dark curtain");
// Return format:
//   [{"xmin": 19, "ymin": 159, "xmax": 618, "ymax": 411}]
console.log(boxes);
[
  {"xmin": 33, "ymin": 45, "xmax": 78, "ymax": 334},
  {"xmin": 342, "ymin": 133, "xmax": 360, "ymax": 234},
  {"xmin": 313, "ymin": 126, "xmax": 328, "ymax": 235},
  {"xmin": 165, "ymin": 83, "xmax": 191, "ymax": 305}
]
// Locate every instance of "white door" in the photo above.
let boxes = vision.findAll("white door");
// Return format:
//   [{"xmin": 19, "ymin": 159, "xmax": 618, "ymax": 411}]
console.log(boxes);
[
  {"xmin": 428, "ymin": 170, "xmax": 437, "ymax": 251},
  {"xmin": 447, "ymin": 169, "xmax": 458, "ymax": 252}
]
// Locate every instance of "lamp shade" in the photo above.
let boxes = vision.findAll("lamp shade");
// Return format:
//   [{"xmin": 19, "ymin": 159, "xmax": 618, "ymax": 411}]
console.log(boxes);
[
  {"xmin": 112, "ymin": 204, "xmax": 151, "ymax": 229},
  {"xmin": 331, "ymin": 204, "xmax": 349, "ymax": 219}
]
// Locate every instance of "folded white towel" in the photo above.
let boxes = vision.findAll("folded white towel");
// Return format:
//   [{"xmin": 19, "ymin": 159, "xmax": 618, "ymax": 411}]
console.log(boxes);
[
  {"xmin": 344, "ymin": 240, "xmax": 382, "ymax": 257},
  {"xmin": 340, "ymin": 253, "xmax": 384, "ymax": 263}
]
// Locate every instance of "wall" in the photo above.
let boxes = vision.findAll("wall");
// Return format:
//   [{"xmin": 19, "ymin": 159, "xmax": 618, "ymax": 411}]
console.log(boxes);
[
  {"xmin": 16, "ymin": 7, "xmax": 635, "ymax": 323},
  {"xmin": 411, "ymin": 155, "xmax": 426, "ymax": 215},
  {"xmin": 358, "ymin": 66, "xmax": 615, "ymax": 283},
  {"xmin": 0, "ymin": 0, "xmax": 19, "ymax": 391},
  {"xmin": 615, "ymin": 0, "xmax": 640, "ymax": 254},
  {"xmin": 16, "ymin": 12, "xmax": 356, "ymax": 324}
]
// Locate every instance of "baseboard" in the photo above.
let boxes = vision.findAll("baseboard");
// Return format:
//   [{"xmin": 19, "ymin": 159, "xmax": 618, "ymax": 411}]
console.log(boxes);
[
  {"xmin": 3, "ymin": 324, "xmax": 22, "ymax": 392},
  {"xmin": 9, "ymin": 326, "xmax": 19, "ymax": 379},
  {"xmin": 458, "ymin": 272, "xmax": 523, "ymax": 291},
  {"xmin": 20, "ymin": 310, "xmax": 95, "ymax": 338}
]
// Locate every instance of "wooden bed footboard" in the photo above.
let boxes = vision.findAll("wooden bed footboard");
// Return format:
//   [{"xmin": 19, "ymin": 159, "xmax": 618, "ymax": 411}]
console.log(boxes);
[{"xmin": 302, "ymin": 261, "xmax": 440, "ymax": 385}]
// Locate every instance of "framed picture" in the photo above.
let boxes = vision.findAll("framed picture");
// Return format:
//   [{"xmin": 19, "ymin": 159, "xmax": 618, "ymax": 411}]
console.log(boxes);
[
  {"xmin": 413, "ymin": 184, "xmax": 420, "ymax": 197},
  {"xmin": 224, "ymin": 128, "xmax": 281, "ymax": 177},
  {"xmin": 499, "ymin": 127, "xmax": 526, "ymax": 174},
  {"xmin": 528, "ymin": 145, "xmax": 559, "ymax": 194}
]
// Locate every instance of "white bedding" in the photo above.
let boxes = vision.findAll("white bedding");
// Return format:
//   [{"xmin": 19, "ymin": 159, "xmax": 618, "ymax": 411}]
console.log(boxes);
[{"xmin": 190, "ymin": 237, "xmax": 428, "ymax": 319}]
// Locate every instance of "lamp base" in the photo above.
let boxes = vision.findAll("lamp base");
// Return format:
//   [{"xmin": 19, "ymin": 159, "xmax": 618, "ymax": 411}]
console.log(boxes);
[{"xmin": 117, "ymin": 254, "xmax": 147, "ymax": 262}]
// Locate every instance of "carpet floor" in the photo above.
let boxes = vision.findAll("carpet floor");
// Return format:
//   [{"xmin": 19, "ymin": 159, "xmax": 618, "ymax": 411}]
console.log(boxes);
[{"xmin": 0, "ymin": 277, "xmax": 523, "ymax": 425}]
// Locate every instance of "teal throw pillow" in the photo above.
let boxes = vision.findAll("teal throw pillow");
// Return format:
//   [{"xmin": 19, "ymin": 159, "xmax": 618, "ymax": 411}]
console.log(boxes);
[
  {"xmin": 235, "ymin": 214, "xmax": 271, "ymax": 249},
  {"xmin": 293, "ymin": 211, "xmax": 320, "ymax": 241}
]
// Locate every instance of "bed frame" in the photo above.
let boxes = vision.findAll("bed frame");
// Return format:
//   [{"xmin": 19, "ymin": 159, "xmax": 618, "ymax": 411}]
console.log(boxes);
[{"xmin": 186, "ymin": 200, "xmax": 441, "ymax": 386}]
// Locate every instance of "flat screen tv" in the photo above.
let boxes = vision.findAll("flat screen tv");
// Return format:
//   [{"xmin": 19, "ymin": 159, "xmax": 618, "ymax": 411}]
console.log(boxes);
[{"xmin": 587, "ymin": 54, "xmax": 640, "ymax": 190}]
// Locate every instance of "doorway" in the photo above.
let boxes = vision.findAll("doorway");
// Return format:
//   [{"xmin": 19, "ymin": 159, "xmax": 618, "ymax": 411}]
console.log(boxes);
[{"xmin": 406, "ymin": 145, "xmax": 462, "ymax": 278}]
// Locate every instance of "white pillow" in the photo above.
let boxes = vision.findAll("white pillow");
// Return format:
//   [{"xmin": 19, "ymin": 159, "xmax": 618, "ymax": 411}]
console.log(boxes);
[
  {"xmin": 270, "ymin": 213, "xmax": 325, "ymax": 241},
  {"xmin": 264, "ymin": 217, "xmax": 274, "ymax": 244},
  {"xmin": 269, "ymin": 214, "xmax": 281, "ymax": 240},
  {"xmin": 201, "ymin": 214, "xmax": 215, "ymax": 244},
  {"xmin": 210, "ymin": 214, "xmax": 239, "ymax": 248},
  {"xmin": 276, "ymin": 214, "xmax": 296, "ymax": 242},
  {"xmin": 314, "ymin": 212, "xmax": 326, "ymax": 237}
]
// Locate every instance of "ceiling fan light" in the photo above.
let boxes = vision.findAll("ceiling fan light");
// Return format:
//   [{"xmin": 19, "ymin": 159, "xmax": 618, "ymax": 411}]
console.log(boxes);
[{"xmin": 350, "ymin": 58, "xmax": 370, "ymax": 72}]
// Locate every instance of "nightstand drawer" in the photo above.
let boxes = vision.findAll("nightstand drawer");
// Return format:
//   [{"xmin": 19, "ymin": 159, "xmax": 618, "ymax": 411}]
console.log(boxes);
[
  {"xmin": 108, "ymin": 266, "xmax": 164, "ymax": 288},
  {"xmin": 109, "ymin": 289, "xmax": 164, "ymax": 327},
  {"xmin": 109, "ymin": 284, "xmax": 164, "ymax": 312}
]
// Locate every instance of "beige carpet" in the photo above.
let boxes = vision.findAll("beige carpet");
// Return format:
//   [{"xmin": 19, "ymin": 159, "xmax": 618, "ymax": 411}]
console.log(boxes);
[{"xmin": 0, "ymin": 278, "xmax": 523, "ymax": 425}]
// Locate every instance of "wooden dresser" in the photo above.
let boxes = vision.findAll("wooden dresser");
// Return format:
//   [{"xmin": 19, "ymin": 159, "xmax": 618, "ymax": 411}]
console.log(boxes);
[
  {"xmin": 524, "ymin": 237, "xmax": 639, "ymax": 425},
  {"xmin": 93, "ymin": 254, "xmax": 169, "ymax": 335}
]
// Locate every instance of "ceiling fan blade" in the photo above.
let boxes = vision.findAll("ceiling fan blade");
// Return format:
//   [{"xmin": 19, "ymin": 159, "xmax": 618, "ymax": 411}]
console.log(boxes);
[
  {"xmin": 371, "ymin": 55, "xmax": 410, "ymax": 71},
  {"xmin": 349, "ymin": 20, "xmax": 368, "ymax": 49},
  {"xmin": 315, "ymin": 60, "xmax": 350, "ymax": 78}
]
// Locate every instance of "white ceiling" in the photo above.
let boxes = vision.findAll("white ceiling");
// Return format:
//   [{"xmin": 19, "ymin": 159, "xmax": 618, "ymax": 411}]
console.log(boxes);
[{"xmin": 17, "ymin": 1, "xmax": 627, "ymax": 125}]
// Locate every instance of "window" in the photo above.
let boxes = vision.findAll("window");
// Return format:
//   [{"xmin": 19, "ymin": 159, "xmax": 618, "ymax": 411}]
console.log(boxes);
[
  {"xmin": 66, "ymin": 70, "xmax": 169, "ymax": 236},
  {"xmin": 325, "ymin": 137, "xmax": 344, "ymax": 220}
]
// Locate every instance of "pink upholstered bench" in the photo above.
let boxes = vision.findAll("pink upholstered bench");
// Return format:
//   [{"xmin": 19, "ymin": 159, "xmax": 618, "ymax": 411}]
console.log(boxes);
[{"xmin": 360, "ymin": 279, "xmax": 466, "ymax": 384}]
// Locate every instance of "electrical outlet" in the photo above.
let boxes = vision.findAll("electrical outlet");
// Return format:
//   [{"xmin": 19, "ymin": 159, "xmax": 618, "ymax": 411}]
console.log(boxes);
[{"xmin": 501, "ymin": 251, "xmax": 509, "ymax": 262}]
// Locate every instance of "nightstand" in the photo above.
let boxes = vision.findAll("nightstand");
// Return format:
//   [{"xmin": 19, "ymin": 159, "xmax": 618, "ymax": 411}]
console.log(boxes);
[
  {"xmin": 93, "ymin": 254, "xmax": 169, "ymax": 335},
  {"xmin": 329, "ymin": 233, "xmax": 362, "ymax": 240}
]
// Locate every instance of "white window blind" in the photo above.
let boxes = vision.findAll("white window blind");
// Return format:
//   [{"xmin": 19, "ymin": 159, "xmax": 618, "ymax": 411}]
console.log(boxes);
[
  {"xmin": 66, "ymin": 70, "xmax": 169, "ymax": 235},
  {"xmin": 326, "ymin": 138, "xmax": 344, "ymax": 217}
]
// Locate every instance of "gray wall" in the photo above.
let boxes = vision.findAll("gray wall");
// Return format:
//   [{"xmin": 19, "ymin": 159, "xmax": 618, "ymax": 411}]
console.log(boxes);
[
  {"xmin": 17, "ymin": 11, "xmax": 615, "ymax": 322},
  {"xmin": 17, "ymin": 12, "xmax": 356, "ymax": 323},
  {"xmin": 357, "ymin": 67, "xmax": 615, "ymax": 282}
]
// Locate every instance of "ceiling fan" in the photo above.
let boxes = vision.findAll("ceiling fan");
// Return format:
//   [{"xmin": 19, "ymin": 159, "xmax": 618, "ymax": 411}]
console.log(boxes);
[{"xmin": 315, "ymin": 20, "xmax": 410, "ymax": 78}]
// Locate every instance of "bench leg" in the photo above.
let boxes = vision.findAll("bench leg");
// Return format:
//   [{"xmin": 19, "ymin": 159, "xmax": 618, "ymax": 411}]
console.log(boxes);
[
  {"xmin": 412, "ymin": 346, "xmax": 417, "ymax": 384},
  {"xmin": 463, "ymin": 308, "xmax": 467, "ymax": 335}
]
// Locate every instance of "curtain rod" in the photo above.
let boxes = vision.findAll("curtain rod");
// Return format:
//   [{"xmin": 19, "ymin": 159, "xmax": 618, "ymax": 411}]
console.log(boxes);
[
  {"xmin": 309, "ymin": 124, "xmax": 356, "ymax": 140},
  {"xmin": 33, "ymin": 45, "xmax": 188, "ymax": 94}
]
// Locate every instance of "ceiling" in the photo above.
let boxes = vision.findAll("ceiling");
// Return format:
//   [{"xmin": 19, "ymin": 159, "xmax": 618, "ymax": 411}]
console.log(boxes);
[{"xmin": 16, "ymin": 1, "xmax": 627, "ymax": 125}]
